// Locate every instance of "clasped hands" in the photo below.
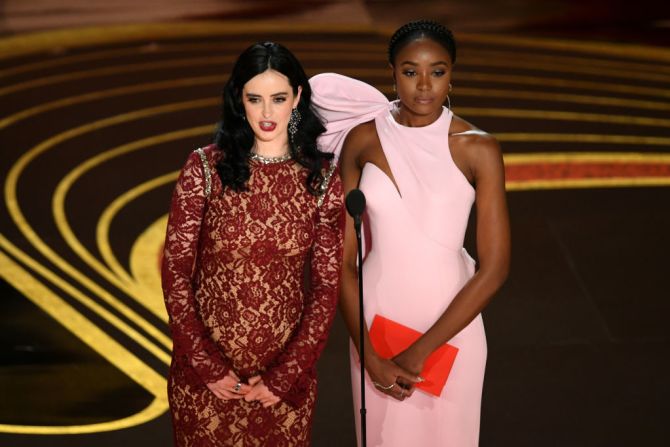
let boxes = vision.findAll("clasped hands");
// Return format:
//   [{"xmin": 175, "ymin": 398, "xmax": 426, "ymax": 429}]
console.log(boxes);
[
  {"xmin": 207, "ymin": 370, "xmax": 281, "ymax": 407},
  {"xmin": 367, "ymin": 350, "xmax": 424, "ymax": 402}
]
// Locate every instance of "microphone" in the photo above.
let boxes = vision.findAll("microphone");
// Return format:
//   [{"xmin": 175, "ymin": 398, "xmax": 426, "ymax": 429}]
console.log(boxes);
[{"xmin": 345, "ymin": 189, "xmax": 366, "ymax": 228}]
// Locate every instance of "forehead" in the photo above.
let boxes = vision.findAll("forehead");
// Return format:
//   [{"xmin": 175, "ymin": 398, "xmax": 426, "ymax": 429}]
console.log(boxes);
[
  {"xmin": 243, "ymin": 69, "xmax": 292, "ymax": 93},
  {"xmin": 395, "ymin": 37, "xmax": 451, "ymax": 64}
]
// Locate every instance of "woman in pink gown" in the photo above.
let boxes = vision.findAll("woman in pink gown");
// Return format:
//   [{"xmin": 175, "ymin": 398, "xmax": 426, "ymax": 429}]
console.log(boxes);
[{"xmin": 311, "ymin": 20, "xmax": 510, "ymax": 446}]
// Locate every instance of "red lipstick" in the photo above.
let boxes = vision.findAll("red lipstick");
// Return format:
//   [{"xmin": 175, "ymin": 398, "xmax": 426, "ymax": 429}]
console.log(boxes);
[{"xmin": 259, "ymin": 121, "xmax": 277, "ymax": 132}]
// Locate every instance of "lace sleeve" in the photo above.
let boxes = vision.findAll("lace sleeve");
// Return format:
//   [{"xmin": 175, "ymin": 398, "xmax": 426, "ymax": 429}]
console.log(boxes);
[
  {"xmin": 261, "ymin": 167, "xmax": 345, "ymax": 404},
  {"xmin": 161, "ymin": 150, "xmax": 230, "ymax": 384}
]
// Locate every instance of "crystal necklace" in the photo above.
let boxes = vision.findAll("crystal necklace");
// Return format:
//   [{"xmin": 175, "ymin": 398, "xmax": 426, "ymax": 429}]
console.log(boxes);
[{"xmin": 249, "ymin": 151, "xmax": 292, "ymax": 164}]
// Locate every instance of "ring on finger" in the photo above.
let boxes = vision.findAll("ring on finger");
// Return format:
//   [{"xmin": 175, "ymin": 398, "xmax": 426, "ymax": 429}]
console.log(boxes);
[
  {"xmin": 373, "ymin": 381, "xmax": 395, "ymax": 391},
  {"xmin": 233, "ymin": 382, "xmax": 242, "ymax": 393}
]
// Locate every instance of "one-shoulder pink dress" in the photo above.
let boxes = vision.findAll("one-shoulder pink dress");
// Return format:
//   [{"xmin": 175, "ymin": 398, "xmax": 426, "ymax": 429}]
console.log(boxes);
[{"xmin": 311, "ymin": 73, "xmax": 487, "ymax": 447}]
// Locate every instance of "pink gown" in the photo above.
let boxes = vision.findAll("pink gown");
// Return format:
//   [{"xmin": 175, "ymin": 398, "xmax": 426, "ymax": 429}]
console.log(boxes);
[{"xmin": 311, "ymin": 73, "xmax": 487, "ymax": 446}]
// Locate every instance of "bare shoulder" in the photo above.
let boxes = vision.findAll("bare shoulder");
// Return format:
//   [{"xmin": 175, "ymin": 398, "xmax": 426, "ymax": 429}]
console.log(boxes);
[
  {"xmin": 341, "ymin": 119, "xmax": 378, "ymax": 164},
  {"xmin": 449, "ymin": 115, "xmax": 502, "ymax": 162},
  {"xmin": 343, "ymin": 120, "xmax": 377, "ymax": 149}
]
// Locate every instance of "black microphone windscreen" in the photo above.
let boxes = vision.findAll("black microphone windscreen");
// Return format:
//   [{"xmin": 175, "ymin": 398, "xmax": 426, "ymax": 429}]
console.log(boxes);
[{"xmin": 345, "ymin": 189, "xmax": 366, "ymax": 217}]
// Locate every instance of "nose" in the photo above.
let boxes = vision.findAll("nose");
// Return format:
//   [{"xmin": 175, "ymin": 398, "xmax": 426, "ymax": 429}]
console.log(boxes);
[
  {"xmin": 417, "ymin": 73, "xmax": 431, "ymax": 91},
  {"xmin": 262, "ymin": 101, "xmax": 272, "ymax": 118}
]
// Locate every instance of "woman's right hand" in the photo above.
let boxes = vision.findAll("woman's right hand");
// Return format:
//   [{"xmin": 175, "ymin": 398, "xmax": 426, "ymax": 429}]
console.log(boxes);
[
  {"xmin": 206, "ymin": 370, "xmax": 252, "ymax": 401},
  {"xmin": 365, "ymin": 352, "xmax": 421, "ymax": 401}
]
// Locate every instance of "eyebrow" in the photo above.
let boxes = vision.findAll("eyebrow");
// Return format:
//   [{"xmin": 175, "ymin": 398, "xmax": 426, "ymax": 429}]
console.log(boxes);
[
  {"xmin": 400, "ymin": 61, "xmax": 449, "ymax": 66},
  {"xmin": 245, "ymin": 92, "xmax": 289, "ymax": 97}
]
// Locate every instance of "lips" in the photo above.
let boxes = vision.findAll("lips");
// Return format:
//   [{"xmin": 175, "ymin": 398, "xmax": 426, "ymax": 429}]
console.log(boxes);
[
  {"xmin": 259, "ymin": 121, "xmax": 277, "ymax": 132},
  {"xmin": 415, "ymin": 97, "xmax": 435, "ymax": 105}
]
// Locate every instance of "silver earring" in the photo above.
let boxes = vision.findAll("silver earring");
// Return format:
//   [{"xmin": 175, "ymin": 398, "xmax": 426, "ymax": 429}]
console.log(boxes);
[
  {"xmin": 446, "ymin": 95, "xmax": 451, "ymax": 110},
  {"xmin": 288, "ymin": 108, "xmax": 301, "ymax": 140}
]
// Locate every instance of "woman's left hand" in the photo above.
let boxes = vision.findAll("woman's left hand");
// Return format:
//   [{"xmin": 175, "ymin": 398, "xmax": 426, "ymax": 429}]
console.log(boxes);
[
  {"xmin": 392, "ymin": 348, "xmax": 426, "ymax": 398},
  {"xmin": 206, "ymin": 370, "xmax": 251, "ymax": 400},
  {"xmin": 244, "ymin": 376, "xmax": 281, "ymax": 408}
]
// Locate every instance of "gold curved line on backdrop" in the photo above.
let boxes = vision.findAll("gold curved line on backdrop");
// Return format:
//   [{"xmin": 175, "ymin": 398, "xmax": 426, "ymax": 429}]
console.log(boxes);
[
  {"xmin": 464, "ymin": 48, "xmax": 670, "ymax": 76},
  {"xmin": 1, "ymin": 54, "xmax": 385, "ymax": 97},
  {"xmin": 504, "ymin": 151, "xmax": 670, "ymax": 164},
  {"xmin": 328, "ymin": 56, "xmax": 670, "ymax": 86},
  {"xmin": 0, "ymin": 55, "xmax": 237, "ymax": 97},
  {"xmin": 4, "ymin": 100, "xmax": 216, "ymax": 361},
  {"xmin": 507, "ymin": 177, "xmax": 670, "ymax": 190},
  {"xmin": 454, "ymin": 87, "xmax": 670, "ymax": 112},
  {"xmin": 3, "ymin": 22, "xmax": 670, "ymax": 63},
  {"xmin": 130, "ymin": 215, "xmax": 169, "ymax": 308},
  {"xmin": 458, "ymin": 108, "xmax": 670, "ymax": 128},
  {"xmin": 0, "ymin": 21, "xmax": 379, "ymax": 60},
  {"xmin": 503, "ymin": 151, "xmax": 670, "ymax": 189},
  {"xmin": 0, "ymin": 76, "xmax": 223, "ymax": 130},
  {"xmin": 7, "ymin": 41, "xmax": 669, "ymax": 91},
  {"xmin": 5, "ymin": 51, "xmax": 670, "ymax": 100},
  {"xmin": 455, "ymin": 72, "xmax": 670, "ymax": 99},
  {"xmin": 496, "ymin": 133, "xmax": 670, "ymax": 145},
  {"xmin": 462, "ymin": 56, "xmax": 670, "ymax": 84},
  {"xmin": 54, "ymin": 127, "xmax": 211, "ymax": 321},
  {"xmin": 452, "ymin": 32, "xmax": 670, "ymax": 64},
  {"xmin": 6, "ymin": 38, "xmax": 669, "ymax": 84},
  {"xmin": 0, "ymin": 238, "xmax": 168, "ymax": 434},
  {"xmin": 96, "ymin": 172, "xmax": 186, "ymax": 320},
  {"xmin": 0, "ymin": 41, "xmax": 386, "ymax": 79},
  {"xmin": 97, "ymin": 171, "xmax": 181, "ymax": 288},
  {"xmin": 0, "ymin": 400, "xmax": 167, "ymax": 435},
  {"xmin": 4, "ymin": 78, "xmax": 669, "ymax": 137}
]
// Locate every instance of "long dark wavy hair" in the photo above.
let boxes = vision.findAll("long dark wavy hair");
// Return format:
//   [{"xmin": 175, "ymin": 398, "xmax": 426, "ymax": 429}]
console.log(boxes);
[{"xmin": 214, "ymin": 41, "xmax": 330, "ymax": 195}]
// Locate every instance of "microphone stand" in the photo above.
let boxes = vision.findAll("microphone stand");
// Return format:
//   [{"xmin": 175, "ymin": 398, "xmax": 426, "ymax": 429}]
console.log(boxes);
[
  {"xmin": 353, "ymin": 213, "xmax": 367, "ymax": 447},
  {"xmin": 346, "ymin": 188, "xmax": 367, "ymax": 447}
]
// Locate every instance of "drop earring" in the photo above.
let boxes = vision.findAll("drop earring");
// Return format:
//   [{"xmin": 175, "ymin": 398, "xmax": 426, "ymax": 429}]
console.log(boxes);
[{"xmin": 288, "ymin": 107, "xmax": 301, "ymax": 142}]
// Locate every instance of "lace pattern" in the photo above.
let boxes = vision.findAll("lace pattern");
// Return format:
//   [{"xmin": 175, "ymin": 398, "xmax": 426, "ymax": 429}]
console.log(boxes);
[{"xmin": 162, "ymin": 145, "xmax": 344, "ymax": 446}]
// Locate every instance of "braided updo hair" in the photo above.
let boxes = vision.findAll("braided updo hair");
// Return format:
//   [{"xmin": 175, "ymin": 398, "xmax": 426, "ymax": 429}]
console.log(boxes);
[{"xmin": 388, "ymin": 20, "xmax": 456, "ymax": 66}]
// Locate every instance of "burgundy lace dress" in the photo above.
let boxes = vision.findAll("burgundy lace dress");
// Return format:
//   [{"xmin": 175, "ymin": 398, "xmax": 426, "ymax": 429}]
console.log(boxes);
[{"xmin": 161, "ymin": 144, "xmax": 344, "ymax": 446}]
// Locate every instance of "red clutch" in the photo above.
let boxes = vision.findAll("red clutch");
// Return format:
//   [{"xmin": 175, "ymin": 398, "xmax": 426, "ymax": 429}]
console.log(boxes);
[{"xmin": 368, "ymin": 314, "xmax": 459, "ymax": 397}]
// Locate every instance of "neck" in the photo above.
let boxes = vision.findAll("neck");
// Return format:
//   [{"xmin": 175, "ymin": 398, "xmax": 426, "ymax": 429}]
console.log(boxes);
[
  {"xmin": 252, "ymin": 138, "xmax": 290, "ymax": 157},
  {"xmin": 393, "ymin": 103, "xmax": 443, "ymax": 128}
]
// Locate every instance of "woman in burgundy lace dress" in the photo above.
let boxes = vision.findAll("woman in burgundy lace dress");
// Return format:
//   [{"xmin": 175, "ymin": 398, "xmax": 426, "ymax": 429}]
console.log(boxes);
[{"xmin": 161, "ymin": 42, "xmax": 344, "ymax": 446}]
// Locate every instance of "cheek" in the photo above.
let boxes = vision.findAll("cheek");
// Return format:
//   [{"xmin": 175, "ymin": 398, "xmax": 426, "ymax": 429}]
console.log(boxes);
[
  {"xmin": 276, "ymin": 102, "xmax": 293, "ymax": 122},
  {"xmin": 396, "ymin": 78, "xmax": 414, "ymax": 96},
  {"xmin": 243, "ymin": 102, "xmax": 259, "ymax": 120},
  {"xmin": 436, "ymin": 77, "xmax": 451, "ymax": 94}
]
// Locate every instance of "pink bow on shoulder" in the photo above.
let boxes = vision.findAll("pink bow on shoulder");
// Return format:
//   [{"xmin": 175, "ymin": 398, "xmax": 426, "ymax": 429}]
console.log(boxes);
[{"xmin": 310, "ymin": 73, "xmax": 390, "ymax": 160}]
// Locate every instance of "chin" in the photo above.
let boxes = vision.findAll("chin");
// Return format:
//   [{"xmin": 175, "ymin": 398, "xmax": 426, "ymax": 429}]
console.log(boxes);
[
  {"xmin": 409, "ymin": 103, "xmax": 441, "ymax": 116},
  {"xmin": 256, "ymin": 131, "xmax": 282, "ymax": 143}
]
